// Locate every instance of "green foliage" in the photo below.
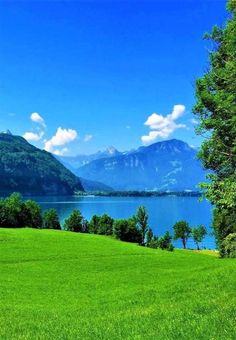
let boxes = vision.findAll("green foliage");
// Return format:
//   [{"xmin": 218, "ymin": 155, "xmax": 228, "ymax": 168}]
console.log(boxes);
[
  {"xmin": 136, "ymin": 206, "xmax": 149, "ymax": 245},
  {"xmin": 88, "ymin": 215, "xmax": 100, "ymax": 234},
  {"xmin": 193, "ymin": 0, "xmax": 236, "ymax": 248},
  {"xmin": 1, "ymin": 228, "xmax": 235, "ymax": 339},
  {"xmin": 88, "ymin": 214, "xmax": 114, "ymax": 235},
  {"xmin": 159, "ymin": 231, "xmax": 173, "ymax": 250},
  {"xmin": 97, "ymin": 214, "xmax": 114, "ymax": 235},
  {"xmin": 173, "ymin": 220, "xmax": 191, "ymax": 249},
  {"xmin": 192, "ymin": 225, "xmax": 207, "ymax": 250},
  {"xmin": 220, "ymin": 233, "xmax": 236, "ymax": 258},
  {"xmin": 43, "ymin": 209, "xmax": 61, "ymax": 230},
  {"xmin": 0, "ymin": 193, "xmax": 42, "ymax": 228},
  {"xmin": 148, "ymin": 236, "xmax": 159, "ymax": 249},
  {"xmin": 64, "ymin": 209, "xmax": 83, "ymax": 232},
  {"xmin": 213, "ymin": 208, "xmax": 236, "ymax": 248},
  {"xmin": 113, "ymin": 218, "xmax": 142, "ymax": 243},
  {"xmin": 146, "ymin": 227, "xmax": 154, "ymax": 247}
]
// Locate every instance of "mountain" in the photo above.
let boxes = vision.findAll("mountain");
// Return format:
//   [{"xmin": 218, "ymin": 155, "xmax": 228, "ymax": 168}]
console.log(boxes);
[
  {"xmin": 0, "ymin": 133, "xmax": 84, "ymax": 195},
  {"xmin": 75, "ymin": 139, "xmax": 207, "ymax": 191},
  {"xmin": 57, "ymin": 146, "xmax": 122, "ymax": 171}
]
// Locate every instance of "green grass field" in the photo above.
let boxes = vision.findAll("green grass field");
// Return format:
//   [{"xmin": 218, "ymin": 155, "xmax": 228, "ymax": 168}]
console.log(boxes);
[{"xmin": 0, "ymin": 228, "xmax": 235, "ymax": 340}]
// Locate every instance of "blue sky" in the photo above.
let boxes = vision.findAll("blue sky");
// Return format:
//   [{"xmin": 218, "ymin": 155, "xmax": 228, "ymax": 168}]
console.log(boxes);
[{"xmin": 0, "ymin": 0, "xmax": 228, "ymax": 155}]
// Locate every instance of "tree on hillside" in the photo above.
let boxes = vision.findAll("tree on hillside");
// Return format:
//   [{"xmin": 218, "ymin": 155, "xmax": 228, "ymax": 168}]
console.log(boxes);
[
  {"xmin": 146, "ymin": 227, "xmax": 154, "ymax": 247},
  {"xmin": 97, "ymin": 214, "xmax": 114, "ymax": 235},
  {"xmin": 43, "ymin": 209, "xmax": 61, "ymax": 230},
  {"xmin": 193, "ymin": 0, "xmax": 236, "ymax": 251},
  {"xmin": 173, "ymin": 221, "xmax": 191, "ymax": 249},
  {"xmin": 136, "ymin": 206, "xmax": 149, "ymax": 246},
  {"xmin": 113, "ymin": 218, "xmax": 142, "ymax": 243},
  {"xmin": 22, "ymin": 200, "xmax": 43, "ymax": 229},
  {"xmin": 89, "ymin": 215, "xmax": 100, "ymax": 234},
  {"xmin": 64, "ymin": 209, "xmax": 83, "ymax": 232},
  {"xmin": 192, "ymin": 225, "xmax": 207, "ymax": 250}
]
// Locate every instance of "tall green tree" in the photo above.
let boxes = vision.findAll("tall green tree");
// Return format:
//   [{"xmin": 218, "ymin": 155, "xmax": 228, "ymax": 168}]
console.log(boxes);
[
  {"xmin": 173, "ymin": 221, "xmax": 191, "ymax": 249},
  {"xmin": 64, "ymin": 209, "xmax": 83, "ymax": 232},
  {"xmin": 43, "ymin": 209, "xmax": 61, "ymax": 230},
  {"xmin": 192, "ymin": 225, "xmax": 207, "ymax": 250},
  {"xmin": 193, "ymin": 0, "xmax": 236, "ymax": 249},
  {"xmin": 136, "ymin": 206, "xmax": 149, "ymax": 246}
]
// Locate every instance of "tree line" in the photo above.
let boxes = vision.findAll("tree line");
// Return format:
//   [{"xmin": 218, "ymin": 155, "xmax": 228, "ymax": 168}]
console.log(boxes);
[{"xmin": 0, "ymin": 193, "xmax": 214, "ymax": 253}]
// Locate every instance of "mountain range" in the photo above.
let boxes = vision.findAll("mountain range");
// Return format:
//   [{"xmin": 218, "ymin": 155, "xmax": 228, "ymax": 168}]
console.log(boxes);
[
  {"xmin": 59, "ymin": 139, "xmax": 207, "ymax": 191},
  {"xmin": 0, "ymin": 133, "xmax": 206, "ymax": 194}
]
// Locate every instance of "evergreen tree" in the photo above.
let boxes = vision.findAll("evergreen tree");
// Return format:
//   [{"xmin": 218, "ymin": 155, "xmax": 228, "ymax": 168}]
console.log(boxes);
[
  {"xmin": 136, "ymin": 206, "xmax": 149, "ymax": 246},
  {"xmin": 64, "ymin": 209, "xmax": 83, "ymax": 232},
  {"xmin": 43, "ymin": 209, "xmax": 61, "ymax": 230}
]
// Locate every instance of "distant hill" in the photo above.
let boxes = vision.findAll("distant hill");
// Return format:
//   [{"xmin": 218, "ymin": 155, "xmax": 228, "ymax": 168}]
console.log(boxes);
[
  {"xmin": 0, "ymin": 133, "xmax": 84, "ymax": 195},
  {"xmin": 75, "ymin": 139, "xmax": 207, "ymax": 191}
]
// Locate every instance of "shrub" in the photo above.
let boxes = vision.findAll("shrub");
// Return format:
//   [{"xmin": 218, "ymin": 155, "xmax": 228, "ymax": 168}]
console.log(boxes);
[
  {"xmin": 148, "ymin": 236, "xmax": 159, "ymax": 249},
  {"xmin": 220, "ymin": 233, "xmax": 236, "ymax": 258},
  {"xmin": 113, "ymin": 218, "xmax": 142, "ymax": 243},
  {"xmin": 159, "ymin": 231, "xmax": 172, "ymax": 250}
]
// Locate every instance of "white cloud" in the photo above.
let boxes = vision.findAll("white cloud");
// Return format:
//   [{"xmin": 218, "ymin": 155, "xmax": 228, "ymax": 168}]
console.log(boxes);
[
  {"xmin": 53, "ymin": 147, "xmax": 69, "ymax": 156},
  {"xmin": 44, "ymin": 127, "xmax": 78, "ymax": 154},
  {"xmin": 31, "ymin": 112, "xmax": 46, "ymax": 128},
  {"xmin": 141, "ymin": 131, "xmax": 160, "ymax": 144},
  {"xmin": 141, "ymin": 104, "xmax": 186, "ymax": 145},
  {"xmin": 191, "ymin": 118, "xmax": 199, "ymax": 125},
  {"xmin": 84, "ymin": 134, "xmax": 93, "ymax": 142},
  {"xmin": 23, "ymin": 131, "xmax": 44, "ymax": 142}
]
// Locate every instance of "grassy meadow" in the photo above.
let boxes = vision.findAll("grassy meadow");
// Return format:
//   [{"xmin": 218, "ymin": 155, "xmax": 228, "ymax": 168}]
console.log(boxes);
[{"xmin": 0, "ymin": 228, "xmax": 235, "ymax": 339}]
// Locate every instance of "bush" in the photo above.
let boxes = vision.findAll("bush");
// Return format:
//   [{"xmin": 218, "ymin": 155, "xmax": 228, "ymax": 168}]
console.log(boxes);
[
  {"xmin": 148, "ymin": 236, "xmax": 159, "ymax": 249},
  {"xmin": 43, "ymin": 209, "xmax": 61, "ymax": 230},
  {"xmin": 159, "ymin": 231, "xmax": 172, "ymax": 250},
  {"xmin": 220, "ymin": 233, "xmax": 236, "ymax": 258},
  {"xmin": 113, "ymin": 218, "xmax": 142, "ymax": 243}
]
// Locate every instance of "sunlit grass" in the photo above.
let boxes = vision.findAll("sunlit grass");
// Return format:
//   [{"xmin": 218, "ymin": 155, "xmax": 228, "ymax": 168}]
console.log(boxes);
[{"xmin": 0, "ymin": 228, "xmax": 235, "ymax": 339}]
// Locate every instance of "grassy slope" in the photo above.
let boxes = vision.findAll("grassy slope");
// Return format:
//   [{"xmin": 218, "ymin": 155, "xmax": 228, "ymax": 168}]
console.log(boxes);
[{"xmin": 0, "ymin": 229, "xmax": 235, "ymax": 340}]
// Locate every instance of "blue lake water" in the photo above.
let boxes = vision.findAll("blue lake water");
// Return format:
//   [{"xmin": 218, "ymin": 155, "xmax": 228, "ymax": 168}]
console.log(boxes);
[{"xmin": 31, "ymin": 195, "xmax": 215, "ymax": 249}]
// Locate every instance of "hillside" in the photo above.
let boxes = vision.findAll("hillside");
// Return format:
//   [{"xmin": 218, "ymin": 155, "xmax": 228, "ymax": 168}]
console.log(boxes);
[
  {"xmin": 0, "ymin": 133, "xmax": 84, "ymax": 195},
  {"xmin": 75, "ymin": 139, "xmax": 207, "ymax": 191},
  {"xmin": 0, "ymin": 228, "xmax": 235, "ymax": 339}
]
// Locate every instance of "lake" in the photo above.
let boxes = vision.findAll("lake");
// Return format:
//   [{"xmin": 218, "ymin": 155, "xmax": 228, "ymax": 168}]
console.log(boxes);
[{"xmin": 31, "ymin": 195, "xmax": 215, "ymax": 249}]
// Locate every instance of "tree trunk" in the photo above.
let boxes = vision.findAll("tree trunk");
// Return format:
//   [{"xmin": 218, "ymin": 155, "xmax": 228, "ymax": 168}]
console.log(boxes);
[{"xmin": 183, "ymin": 239, "xmax": 186, "ymax": 249}]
